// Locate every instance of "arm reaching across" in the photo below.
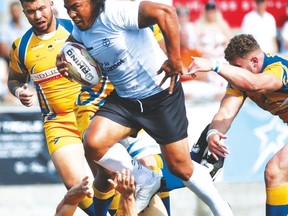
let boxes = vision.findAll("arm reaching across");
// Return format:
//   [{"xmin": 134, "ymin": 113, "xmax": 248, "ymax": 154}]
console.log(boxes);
[{"xmin": 55, "ymin": 176, "xmax": 94, "ymax": 216}]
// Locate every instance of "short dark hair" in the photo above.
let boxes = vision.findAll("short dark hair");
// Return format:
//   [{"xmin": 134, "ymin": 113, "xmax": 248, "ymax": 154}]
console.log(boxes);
[
  {"xmin": 256, "ymin": 0, "xmax": 266, "ymax": 4},
  {"xmin": 205, "ymin": 1, "xmax": 216, "ymax": 10},
  {"xmin": 224, "ymin": 34, "xmax": 261, "ymax": 62},
  {"xmin": 19, "ymin": 0, "xmax": 35, "ymax": 5},
  {"xmin": 91, "ymin": 0, "xmax": 106, "ymax": 22}
]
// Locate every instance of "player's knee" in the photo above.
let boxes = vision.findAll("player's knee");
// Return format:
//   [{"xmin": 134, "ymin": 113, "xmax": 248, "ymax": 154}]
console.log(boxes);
[
  {"xmin": 82, "ymin": 130, "xmax": 103, "ymax": 159},
  {"xmin": 83, "ymin": 128, "xmax": 98, "ymax": 147},
  {"xmin": 265, "ymin": 158, "xmax": 285, "ymax": 186},
  {"xmin": 167, "ymin": 162, "xmax": 193, "ymax": 181}
]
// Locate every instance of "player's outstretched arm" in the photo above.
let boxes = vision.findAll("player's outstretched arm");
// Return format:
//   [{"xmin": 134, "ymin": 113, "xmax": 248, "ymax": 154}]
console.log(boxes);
[{"xmin": 55, "ymin": 176, "xmax": 93, "ymax": 216}]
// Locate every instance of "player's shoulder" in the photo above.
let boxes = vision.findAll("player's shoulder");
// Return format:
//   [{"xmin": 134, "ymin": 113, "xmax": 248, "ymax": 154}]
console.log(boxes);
[
  {"xmin": 56, "ymin": 18, "xmax": 73, "ymax": 32},
  {"xmin": 104, "ymin": 0, "xmax": 139, "ymax": 16},
  {"xmin": 11, "ymin": 27, "xmax": 33, "ymax": 51}
]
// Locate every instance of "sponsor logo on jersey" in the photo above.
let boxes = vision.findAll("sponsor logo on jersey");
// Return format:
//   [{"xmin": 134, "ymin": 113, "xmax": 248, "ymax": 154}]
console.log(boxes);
[
  {"xmin": 54, "ymin": 137, "xmax": 60, "ymax": 144},
  {"xmin": 103, "ymin": 59, "xmax": 125, "ymax": 72},
  {"xmin": 102, "ymin": 38, "xmax": 110, "ymax": 47},
  {"xmin": 30, "ymin": 67, "xmax": 63, "ymax": 84}
]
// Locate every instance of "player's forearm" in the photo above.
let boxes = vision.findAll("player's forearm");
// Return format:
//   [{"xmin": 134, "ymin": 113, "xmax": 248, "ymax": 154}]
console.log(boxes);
[
  {"xmin": 7, "ymin": 68, "xmax": 27, "ymax": 97},
  {"xmin": 209, "ymin": 118, "xmax": 231, "ymax": 135},
  {"xmin": 121, "ymin": 195, "xmax": 138, "ymax": 216},
  {"xmin": 217, "ymin": 64, "xmax": 258, "ymax": 91},
  {"xmin": 209, "ymin": 106, "xmax": 233, "ymax": 135},
  {"xmin": 218, "ymin": 63, "xmax": 282, "ymax": 92},
  {"xmin": 55, "ymin": 202, "xmax": 78, "ymax": 216},
  {"xmin": 63, "ymin": 184, "xmax": 86, "ymax": 205},
  {"xmin": 158, "ymin": 7, "xmax": 180, "ymax": 62},
  {"xmin": 7, "ymin": 79, "xmax": 24, "ymax": 98}
]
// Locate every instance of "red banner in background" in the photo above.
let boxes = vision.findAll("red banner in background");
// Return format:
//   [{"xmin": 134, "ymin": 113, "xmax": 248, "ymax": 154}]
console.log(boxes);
[{"xmin": 173, "ymin": 0, "xmax": 287, "ymax": 28}]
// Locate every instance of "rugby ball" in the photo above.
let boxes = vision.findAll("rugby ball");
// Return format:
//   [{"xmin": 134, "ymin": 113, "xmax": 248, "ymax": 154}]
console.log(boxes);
[{"xmin": 60, "ymin": 42, "xmax": 101, "ymax": 87}]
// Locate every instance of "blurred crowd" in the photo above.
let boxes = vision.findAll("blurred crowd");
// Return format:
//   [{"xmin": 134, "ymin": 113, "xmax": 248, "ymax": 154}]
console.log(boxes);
[{"xmin": 0, "ymin": 0, "xmax": 288, "ymax": 105}]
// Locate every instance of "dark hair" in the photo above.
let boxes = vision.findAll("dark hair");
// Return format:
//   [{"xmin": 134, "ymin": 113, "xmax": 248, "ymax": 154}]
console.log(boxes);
[
  {"xmin": 224, "ymin": 34, "xmax": 261, "ymax": 62},
  {"xmin": 256, "ymin": 0, "xmax": 266, "ymax": 3},
  {"xmin": 19, "ymin": 0, "xmax": 35, "ymax": 4},
  {"xmin": 90, "ymin": 0, "xmax": 106, "ymax": 22},
  {"xmin": 205, "ymin": 1, "xmax": 216, "ymax": 10}
]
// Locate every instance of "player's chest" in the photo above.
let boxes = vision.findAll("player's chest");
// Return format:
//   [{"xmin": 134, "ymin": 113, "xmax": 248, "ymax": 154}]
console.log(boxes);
[
  {"xmin": 24, "ymin": 38, "xmax": 66, "ymax": 71},
  {"xmin": 83, "ymin": 32, "xmax": 131, "ymax": 64}
]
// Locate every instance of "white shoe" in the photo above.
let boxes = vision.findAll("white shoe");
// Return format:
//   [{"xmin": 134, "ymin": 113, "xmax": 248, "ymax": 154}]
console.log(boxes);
[{"xmin": 135, "ymin": 171, "xmax": 162, "ymax": 212}]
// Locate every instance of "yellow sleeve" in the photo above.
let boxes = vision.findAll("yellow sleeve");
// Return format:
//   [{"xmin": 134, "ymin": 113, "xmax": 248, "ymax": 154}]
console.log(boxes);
[
  {"xmin": 9, "ymin": 38, "xmax": 23, "ymax": 74},
  {"xmin": 225, "ymin": 83, "xmax": 245, "ymax": 100},
  {"xmin": 263, "ymin": 62, "xmax": 288, "ymax": 85},
  {"xmin": 152, "ymin": 24, "xmax": 163, "ymax": 42}
]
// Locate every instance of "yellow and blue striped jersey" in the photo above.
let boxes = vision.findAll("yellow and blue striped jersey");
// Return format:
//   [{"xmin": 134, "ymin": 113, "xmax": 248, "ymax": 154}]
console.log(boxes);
[
  {"xmin": 226, "ymin": 53, "xmax": 288, "ymax": 123},
  {"xmin": 9, "ymin": 19, "xmax": 81, "ymax": 120}
]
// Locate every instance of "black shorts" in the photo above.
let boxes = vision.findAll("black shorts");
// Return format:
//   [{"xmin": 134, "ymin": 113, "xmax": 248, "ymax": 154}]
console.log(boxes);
[{"xmin": 96, "ymin": 81, "xmax": 188, "ymax": 144}]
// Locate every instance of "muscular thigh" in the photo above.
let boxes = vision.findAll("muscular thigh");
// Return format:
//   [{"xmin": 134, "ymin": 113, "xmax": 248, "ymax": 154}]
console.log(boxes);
[
  {"xmin": 44, "ymin": 112, "xmax": 86, "ymax": 188},
  {"xmin": 84, "ymin": 115, "xmax": 135, "ymax": 160},
  {"xmin": 51, "ymin": 144, "xmax": 86, "ymax": 189},
  {"xmin": 160, "ymin": 138, "xmax": 193, "ymax": 179},
  {"xmin": 44, "ymin": 112, "xmax": 81, "ymax": 155}
]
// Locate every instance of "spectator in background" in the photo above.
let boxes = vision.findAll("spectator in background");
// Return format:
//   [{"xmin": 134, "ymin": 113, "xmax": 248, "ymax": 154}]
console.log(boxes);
[
  {"xmin": 0, "ymin": 58, "xmax": 18, "ymax": 105},
  {"xmin": 280, "ymin": 4, "xmax": 288, "ymax": 57},
  {"xmin": 191, "ymin": 1, "xmax": 231, "ymax": 101},
  {"xmin": 0, "ymin": 58, "xmax": 9, "ymax": 103},
  {"xmin": 0, "ymin": 1, "xmax": 30, "ymax": 63},
  {"xmin": 177, "ymin": 5, "xmax": 202, "ymax": 73},
  {"xmin": 179, "ymin": 29, "xmax": 202, "ymax": 73},
  {"xmin": 179, "ymin": 22, "xmax": 209, "ymax": 101},
  {"xmin": 241, "ymin": 0, "xmax": 278, "ymax": 54},
  {"xmin": 194, "ymin": 1, "xmax": 232, "ymax": 63},
  {"xmin": 0, "ymin": 1, "xmax": 30, "ymax": 104},
  {"xmin": 176, "ymin": 6, "xmax": 197, "ymax": 50}
]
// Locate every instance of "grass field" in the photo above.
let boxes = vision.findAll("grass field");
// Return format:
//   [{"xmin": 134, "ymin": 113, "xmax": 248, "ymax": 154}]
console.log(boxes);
[{"xmin": 0, "ymin": 182, "xmax": 265, "ymax": 216}]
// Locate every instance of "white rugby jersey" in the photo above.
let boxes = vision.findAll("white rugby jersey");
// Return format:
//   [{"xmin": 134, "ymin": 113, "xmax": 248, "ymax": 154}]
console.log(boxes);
[{"xmin": 72, "ymin": 0, "xmax": 170, "ymax": 100}]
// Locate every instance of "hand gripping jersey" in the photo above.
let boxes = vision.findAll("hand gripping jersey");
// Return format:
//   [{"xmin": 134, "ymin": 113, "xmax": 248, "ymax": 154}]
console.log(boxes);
[
  {"xmin": 9, "ymin": 19, "xmax": 82, "ymax": 154},
  {"xmin": 226, "ymin": 53, "xmax": 288, "ymax": 123}
]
